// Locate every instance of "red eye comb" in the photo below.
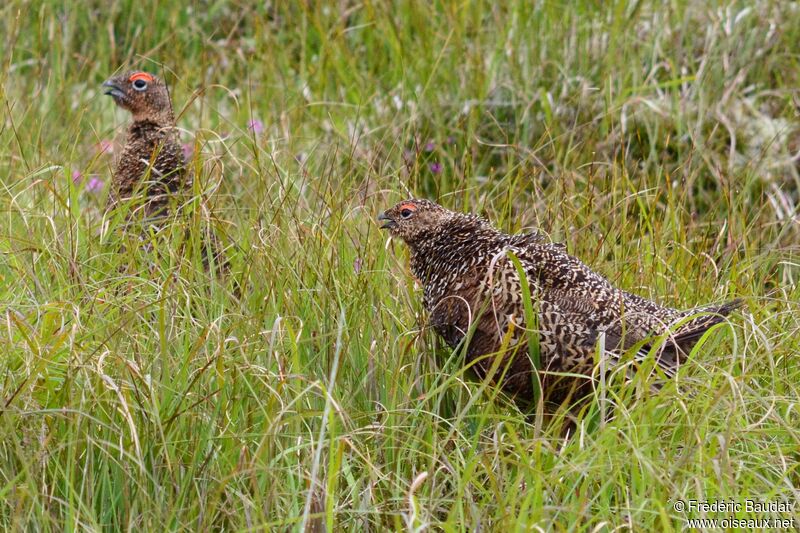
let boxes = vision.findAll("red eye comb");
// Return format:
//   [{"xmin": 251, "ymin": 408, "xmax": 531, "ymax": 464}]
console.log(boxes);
[
  {"xmin": 129, "ymin": 72, "xmax": 154, "ymax": 83},
  {"xmin": 399, "ymin": 203, "xmax": 418, "ymax": 211}
]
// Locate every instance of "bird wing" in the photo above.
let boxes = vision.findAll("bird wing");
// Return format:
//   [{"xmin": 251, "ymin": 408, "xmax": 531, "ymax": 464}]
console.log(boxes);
[
  {"xmin": 511, "ymin": 242, "xmax": 623, "ymax": 322},
  {"xmin": 507, "ymin": 242, "xmax": 688, "ymax": 375},
  {"xmin": 506, "ymin": 231, "xmax": 564, "ymax": 248}
]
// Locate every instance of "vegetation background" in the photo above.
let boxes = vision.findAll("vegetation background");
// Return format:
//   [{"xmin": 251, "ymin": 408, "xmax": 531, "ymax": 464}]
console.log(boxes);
[{"xmin": 1, "ymin": 0, "xmax": 798, "ymax": 530}]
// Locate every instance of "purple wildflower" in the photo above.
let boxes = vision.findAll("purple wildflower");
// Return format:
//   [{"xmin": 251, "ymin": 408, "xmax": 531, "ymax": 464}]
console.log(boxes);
[
  {"xmin": 86, "ymin": 176, "xmax": 104, "ymax": 193},
  {"xmin": 71, "ymin": 170, "xmax": 83, "ymax": 185},
  {"xmin": 424, "ymin": 140, "xmax": 436, "ymax": 152},
  {"xmin": 97, "ymin": 140, "xmax": 114, "ymax": 154},
  {"xmin": 247, "ymin": 119, "xmax": 264, "ymax": 135},
  {"xmin": 182, "ymin": 143, "xmax": 194, "ymax": 160},
  {"xmin": 429, "ymin": 162, "xmax": 443, "ymax": 174},
  {"xmin": 353, "ymin": 257, "xmax": 363, "ymax": 274}
]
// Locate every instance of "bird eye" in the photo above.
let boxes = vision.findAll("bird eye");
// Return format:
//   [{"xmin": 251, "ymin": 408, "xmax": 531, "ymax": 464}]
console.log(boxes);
[
  {"xmin": 400, "ymin": 208, "xmax": 413, "ymax": 219},
  {"xmin": 132, "ymin": 79, "xmax": 148, "ymax": 91}
]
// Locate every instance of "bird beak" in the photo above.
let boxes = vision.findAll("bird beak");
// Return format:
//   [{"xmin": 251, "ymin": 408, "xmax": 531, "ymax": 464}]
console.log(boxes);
[
  {"xmin": 102, "ymin": 80, "xmax": 126, "ymax": 100},
  {"xmin": 377, "ymin": 212, "xmax": 396, "ymax": 229}
]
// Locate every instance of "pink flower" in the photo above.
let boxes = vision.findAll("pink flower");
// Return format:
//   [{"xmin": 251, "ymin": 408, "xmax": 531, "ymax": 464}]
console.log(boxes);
[
  {"xmin": 353, "ymin": 257, "xmax": 363, "ymax": 274},
  {"xmin": 424, "ymin": 140, "xmax": 436, "ymax": 152},
  {"xmin": 97, "ymin": 140, "xmax": 114, "ymax": 154},
  {"xmin": 72, "ymin": 170, "xmax": 83, "ymax": 185},
  {"xmin": 182, "ymin": 143, "xmax": 194, "ymax": 160},
  {"xmin": 86, "ymin": 176, "xmax": 104, "ymax": 193},
  {"xmin": 429, "ymin": 162, "xmax": 442, "ymax": 174},
  {"xmin": 247, "ymin": 119, "xmax": 264, "ymax": 135}
]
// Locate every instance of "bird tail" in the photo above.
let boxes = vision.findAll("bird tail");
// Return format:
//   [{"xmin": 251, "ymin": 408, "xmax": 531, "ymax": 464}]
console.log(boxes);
[
  {"xmin": 672, "ymin": 298, "xmax": 743, "ymax": 348},
  {"xmin": 650, "ymin": 298, "xmax": 743, "ymax": 374}
]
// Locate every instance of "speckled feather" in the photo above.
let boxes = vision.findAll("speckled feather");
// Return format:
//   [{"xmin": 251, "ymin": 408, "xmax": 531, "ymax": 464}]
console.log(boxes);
[
  {"xmin": 380, "ymin": 199, "xmax": 741, "ymax": 403},
  {"xmin": 104, "ymin": 71, "xmax": 190, "ymax": 218},
  {"xmin": 103, "ymin": 70, "xmax": 226, "ymax": 270}
]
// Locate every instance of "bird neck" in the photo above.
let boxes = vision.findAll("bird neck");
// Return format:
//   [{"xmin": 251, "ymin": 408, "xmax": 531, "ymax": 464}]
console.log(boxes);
[
  {"xmin": 130, "ymin": 106, "xmax": 175, "ymax": 129},
  {"xmin": 128, "ymin": 116, "xmax": 178, "ymax": 144},
  {"xmin": 408, "ymin": 215, "xmax": 499, "ymax": 284}
]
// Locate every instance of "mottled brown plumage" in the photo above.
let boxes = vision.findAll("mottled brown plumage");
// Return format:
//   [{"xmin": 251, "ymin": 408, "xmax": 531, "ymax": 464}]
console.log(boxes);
[
  {"xmin": 103, "ymin": 70, "xmax": 229, "ymax": 272},
  {"xmin": 104, "ymin": 70, "xmax": 188, "ymax": 218},
  {"xmin": 379, "ymin": 199, "xmax": 741, "ymax": 405}
]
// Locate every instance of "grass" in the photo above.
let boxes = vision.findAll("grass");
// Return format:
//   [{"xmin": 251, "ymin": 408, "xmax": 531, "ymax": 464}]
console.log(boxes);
[{"xmin": 1, "ymin": 0, "xmax": 798, "ymax": 530}]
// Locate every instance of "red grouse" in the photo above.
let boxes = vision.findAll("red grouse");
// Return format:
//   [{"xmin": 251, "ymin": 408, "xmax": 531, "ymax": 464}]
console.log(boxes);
[
  {"xmin": 103, "ymin": 70, "xmax": 227, "ymax": 271},
  {"xmin": 103, "ymin": 71, "xmax": 188, "ymax": 218},
  {"xmin": 378, "ymin": 199, "xmax": 741, "ymax": 405}
]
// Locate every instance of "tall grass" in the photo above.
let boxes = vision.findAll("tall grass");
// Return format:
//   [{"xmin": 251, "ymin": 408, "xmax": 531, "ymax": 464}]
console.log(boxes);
[{"xmin": 1, "ymin": 0, "xmax": 798, "ymax": 530}]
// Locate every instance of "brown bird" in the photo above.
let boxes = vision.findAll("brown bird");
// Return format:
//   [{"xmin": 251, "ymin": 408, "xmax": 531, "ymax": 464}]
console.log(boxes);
[
  {"xmin": 103, "ymin": 70, "xmax": 228, "ymax": 272},
  {"xmin": 103, "ymin": 70, "xmax": 188, "ymax": 219},
  {"xmin": 378, "ymin": 199, "xmax": 741, "ymax": 405}
]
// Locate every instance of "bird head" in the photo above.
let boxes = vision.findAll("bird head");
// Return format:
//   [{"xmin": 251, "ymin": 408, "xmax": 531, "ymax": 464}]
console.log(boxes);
[
  {"xmin": 378, "ymin": 199, "xmax": 453, "ymax": 245},
  {"xmin": 103, "ymin": 71, "xmax": 173, "ymax": 124}
]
